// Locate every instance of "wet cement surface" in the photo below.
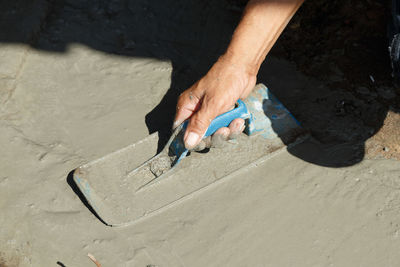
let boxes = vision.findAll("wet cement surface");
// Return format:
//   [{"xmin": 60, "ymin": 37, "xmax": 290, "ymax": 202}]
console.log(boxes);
[{"xmin": 1, "ymin": 1, "xmax": 400, "ymax": 266}]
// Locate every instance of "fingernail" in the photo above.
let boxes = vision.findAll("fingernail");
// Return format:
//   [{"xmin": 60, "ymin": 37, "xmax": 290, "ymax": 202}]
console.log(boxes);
[{"xmin": 185, "ymin": 132, "xmax": 199, "ymax": 149}]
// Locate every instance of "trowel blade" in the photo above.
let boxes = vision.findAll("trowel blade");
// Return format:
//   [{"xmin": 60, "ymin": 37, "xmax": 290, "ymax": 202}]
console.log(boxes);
[
  {"xmin": 73, "ymin": 134, "xmax": 290, "ymax": 226},
  {"xmin": 72, "ymin": 84, "xmax": 304, "ymax": 227}
]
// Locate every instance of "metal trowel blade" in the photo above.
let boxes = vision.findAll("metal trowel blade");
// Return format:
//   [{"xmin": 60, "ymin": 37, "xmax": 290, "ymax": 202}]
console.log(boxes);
[{"xmin": 72, "ymin": 83, "xmax": 305, "ymax": 227}]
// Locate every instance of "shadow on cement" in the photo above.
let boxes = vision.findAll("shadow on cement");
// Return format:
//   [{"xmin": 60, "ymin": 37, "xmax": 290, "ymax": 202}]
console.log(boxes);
[{"xmin": 0, "ymin": 0, "xmax": 395, "ymax": 167}]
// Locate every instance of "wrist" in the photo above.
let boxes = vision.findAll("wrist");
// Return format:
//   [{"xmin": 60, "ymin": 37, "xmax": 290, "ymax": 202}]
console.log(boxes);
[{"xmin": 219, "ymin": 49, "xmax": 260, "ymax": 77}]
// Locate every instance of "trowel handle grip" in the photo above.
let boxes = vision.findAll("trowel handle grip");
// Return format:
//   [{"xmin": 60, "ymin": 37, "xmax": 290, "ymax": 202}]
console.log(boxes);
[{"xmin": 204, "ymin": 99, "xmax": 250, "ymax": 137}]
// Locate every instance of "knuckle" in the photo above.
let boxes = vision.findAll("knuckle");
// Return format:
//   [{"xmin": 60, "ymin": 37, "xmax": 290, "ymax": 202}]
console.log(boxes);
[
  {"xmin": 177, "ymin": 91, "xmax": 188, "ymax": 103},
  {"xmin": 206, "ymin": 94, "xmax": 232, "ymax": 110}
]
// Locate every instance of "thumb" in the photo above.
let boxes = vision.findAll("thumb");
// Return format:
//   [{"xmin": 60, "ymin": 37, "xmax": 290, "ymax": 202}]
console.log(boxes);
[{"xmin": 184, "ymin": 103, "xmax": 217, "ymax": 149}]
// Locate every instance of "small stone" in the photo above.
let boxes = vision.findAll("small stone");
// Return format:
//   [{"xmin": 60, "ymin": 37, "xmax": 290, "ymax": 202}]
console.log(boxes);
[{"xmin": 369, "ymin": 75, "xmax": 375, "ymax": 83}]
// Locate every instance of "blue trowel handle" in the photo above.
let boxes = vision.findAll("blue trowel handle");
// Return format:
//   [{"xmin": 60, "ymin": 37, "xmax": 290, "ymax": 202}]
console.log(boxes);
[
  {"xmin": 171, "ymin": 99, "xmax": 250, "ymax": 166},
  {"xmin": 204, "ymin": 99, "xmax": 250, "ymax": 137}
]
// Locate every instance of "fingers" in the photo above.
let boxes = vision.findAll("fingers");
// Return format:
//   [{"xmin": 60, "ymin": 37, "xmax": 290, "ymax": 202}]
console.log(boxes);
[
  {"xmin": 192, "ymin": 127, "xmax": 229, "ymax": 151},
  {"xmin": 183, "ymin": 99, "xmax": 246, "ymax": 149},
  {"xmin": 228, "ymin": 118, "xmax": 245, "ymax": 139},
  {"xmin": 192, "ymin": 136, "xmax": 212, "ymax": 151},
  {"xmin": 211, "ymin": 119, "xmax": 245, "ymax": 147},
  {"xmin": 173, "ymin": 85, "xmax": 203, "ymax": 129},
  {"xmin": 211, "ymin": 127, "xmax": 230, "ymax": 148},
  {"xmin": 214, "ymin": 127, "xmax": 230, "ymax": 137},
  {"xmin": 183, "ymin": 106, "xmax": 215, "ymax": 149},
  {"xmin": 184, "ymin": 117, "xmax": 245, "ymax": 150},
  {"xmin": 192, "ymin": 121, "xmax": 245, "ymax": 151}
]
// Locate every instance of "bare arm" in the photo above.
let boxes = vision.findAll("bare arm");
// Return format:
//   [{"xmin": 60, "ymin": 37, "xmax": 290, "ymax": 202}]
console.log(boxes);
[
  {"xmin": 174, "ymin": 0, "xmax": 304, "ymax": 149},
  {"xmin": 227, "ymin": 0, "xmax": 303, "ymax": 75}
]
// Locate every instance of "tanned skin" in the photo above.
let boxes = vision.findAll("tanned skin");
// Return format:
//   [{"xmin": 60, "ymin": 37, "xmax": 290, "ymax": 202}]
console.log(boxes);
[{"xmin": 174, "ymin": 0, "xmax": 304, "ymax": 149}]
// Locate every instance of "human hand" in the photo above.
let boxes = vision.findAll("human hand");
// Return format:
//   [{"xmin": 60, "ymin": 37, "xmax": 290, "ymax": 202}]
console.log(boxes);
[{"xmin": 173, "ymin": 55, "xmax": 257, "ymax": 149}]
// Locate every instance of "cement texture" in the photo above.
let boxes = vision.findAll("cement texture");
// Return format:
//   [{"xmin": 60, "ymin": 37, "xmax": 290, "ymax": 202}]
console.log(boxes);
[{"xmin": 1, "ymin": 1, "xmax": 400, "ymax": 266}]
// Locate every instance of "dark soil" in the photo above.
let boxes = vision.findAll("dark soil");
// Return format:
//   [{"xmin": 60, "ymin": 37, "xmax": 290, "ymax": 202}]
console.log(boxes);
[{"xmin": 272, "ymin": 0, "xmax": 400, "ymax": 160}]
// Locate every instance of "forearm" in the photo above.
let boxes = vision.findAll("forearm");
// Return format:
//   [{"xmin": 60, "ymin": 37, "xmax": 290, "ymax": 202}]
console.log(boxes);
[
  {"xmin": 175, "ymin": 0, "xmax": 304, "ymax": 147},
  {"xmin": 224, "ymin": 0, "xmax": 304, "ymax": 75}
]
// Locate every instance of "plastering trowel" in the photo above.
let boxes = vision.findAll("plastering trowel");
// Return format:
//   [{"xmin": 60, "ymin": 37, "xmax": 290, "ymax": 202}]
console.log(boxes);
[{"xmin": 72, "ymin": 84, "xmax": 303, "ymax": 226}]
